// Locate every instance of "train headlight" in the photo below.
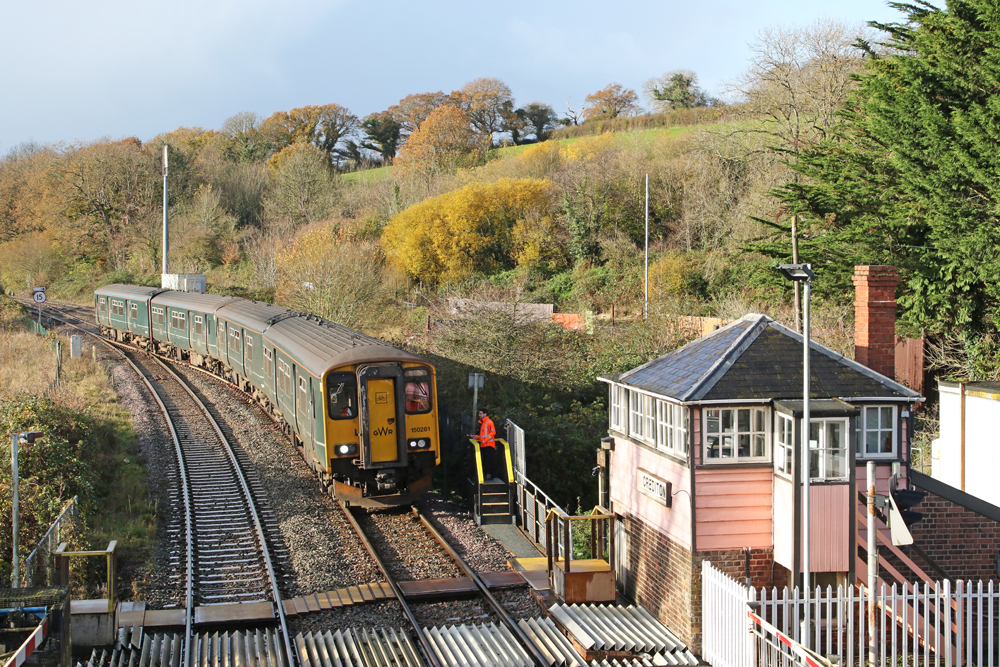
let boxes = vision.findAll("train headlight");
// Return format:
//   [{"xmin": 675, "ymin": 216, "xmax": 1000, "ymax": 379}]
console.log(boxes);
[
  {"xmin": 408, "ymin": 439, "xmax": 417, "ymax": 449},
  {"xmin": 418, "ymin": 439, "xmax": 427, "ymax": 448},
  {"xmin": 336, "ymin": 443, "xmax": 357, "ymax": 455}
]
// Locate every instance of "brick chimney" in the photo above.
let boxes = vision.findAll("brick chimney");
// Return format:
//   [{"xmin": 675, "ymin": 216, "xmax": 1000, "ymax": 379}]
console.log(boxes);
[{"xmin": 852, "ymin": 265, "xmax": 898, "ymax": 379}]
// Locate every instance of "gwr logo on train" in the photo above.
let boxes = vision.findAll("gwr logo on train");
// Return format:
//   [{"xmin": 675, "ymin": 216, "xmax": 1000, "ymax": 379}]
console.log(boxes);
[{"xmin": 93, "ymin": 283, "xmax": 441, "ymax": 507}]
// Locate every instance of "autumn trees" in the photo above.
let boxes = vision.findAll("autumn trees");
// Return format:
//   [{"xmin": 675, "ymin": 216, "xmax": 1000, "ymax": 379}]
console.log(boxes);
[{"xmin": 582, "ymin": 83, "xmax": 641, "ymax": 121}]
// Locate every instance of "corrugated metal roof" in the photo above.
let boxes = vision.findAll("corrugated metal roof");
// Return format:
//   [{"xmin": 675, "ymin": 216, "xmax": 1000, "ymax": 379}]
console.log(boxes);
[
  {"xmin": 77, "ymin": 628, "xmax": 287, "ymax": 667},
  {"xmin": 517, "ymin": 618, "xmax": 586, "ymax": 667},
  {"xmin": 296, "ymin": 628, "xmax": 421, "ymax": 667},
  {"xmin": 590, "ymin": 656, "xmax": 671, "ymax": 667},
  {"xmin": 615, "ymin": 314, "xmax": 921, "ymax": 403},
  {"xmin": 549, "ymin": 605, "xmax": 698, "ymax": 665},
  {"xmin": 423, "ymin": 623, "xmax": 534, "ymax": 667}
]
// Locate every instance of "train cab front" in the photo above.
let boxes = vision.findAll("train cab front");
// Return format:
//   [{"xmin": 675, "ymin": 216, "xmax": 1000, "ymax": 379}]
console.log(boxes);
[{"xmin": 324, "ymin": 362, "xmax": 439, "ymax": 508}]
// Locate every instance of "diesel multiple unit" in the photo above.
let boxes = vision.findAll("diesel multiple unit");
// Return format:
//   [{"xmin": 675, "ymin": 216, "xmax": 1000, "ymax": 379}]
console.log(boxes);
[{"xmin": 95, "ymin": 284, "xmax": 440, "ymax": 506}]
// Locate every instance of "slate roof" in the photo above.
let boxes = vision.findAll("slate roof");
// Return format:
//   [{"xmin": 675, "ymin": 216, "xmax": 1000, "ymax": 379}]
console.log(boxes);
[{"xmin": 612, "ymin": 314, "xmax": 921, "ymax": 403}]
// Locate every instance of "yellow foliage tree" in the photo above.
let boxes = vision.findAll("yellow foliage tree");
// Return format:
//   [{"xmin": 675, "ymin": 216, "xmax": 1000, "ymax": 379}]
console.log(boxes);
[{"xmin": 383, "ymin": 178, "xmax": 557, "ymax": 283}]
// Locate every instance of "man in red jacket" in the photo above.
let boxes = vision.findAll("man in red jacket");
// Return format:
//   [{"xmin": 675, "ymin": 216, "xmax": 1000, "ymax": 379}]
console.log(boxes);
[{"xmin": 471, "ymin": 408, "xmax": 498, "ymax": 481}]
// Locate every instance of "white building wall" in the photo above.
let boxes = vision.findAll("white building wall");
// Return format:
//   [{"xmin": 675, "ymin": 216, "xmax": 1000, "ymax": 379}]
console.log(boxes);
[{"xmin": 933, "ymin": 382, "xmax": 1000, "ymax": 506}]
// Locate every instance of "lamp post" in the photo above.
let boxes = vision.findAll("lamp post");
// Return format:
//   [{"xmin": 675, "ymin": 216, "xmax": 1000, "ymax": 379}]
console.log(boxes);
[
  {"xmin": 10, "ymin": 431, "xmax": 43, "ymax": 588},
  {"xmin": 777, "ymin": 263, "xmax": 814, "ymax": 645}
]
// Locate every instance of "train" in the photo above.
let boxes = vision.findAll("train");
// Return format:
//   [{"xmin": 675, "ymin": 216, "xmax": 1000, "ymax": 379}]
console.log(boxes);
[{"xmin": 94, "ymin": 284, "xmax": 440, "ymax": 507}]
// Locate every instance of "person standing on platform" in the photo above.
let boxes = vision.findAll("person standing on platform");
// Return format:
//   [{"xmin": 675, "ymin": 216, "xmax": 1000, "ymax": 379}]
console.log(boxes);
[{"xmin": 470, "ymin": 408, "xmax": 498, "ymax": 481}]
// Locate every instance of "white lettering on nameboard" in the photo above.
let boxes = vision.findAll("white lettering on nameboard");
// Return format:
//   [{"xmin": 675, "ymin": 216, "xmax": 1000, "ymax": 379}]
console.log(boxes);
[{"xmin": 637, "ymin": 468, "xmax": 671, "ymax": 507}]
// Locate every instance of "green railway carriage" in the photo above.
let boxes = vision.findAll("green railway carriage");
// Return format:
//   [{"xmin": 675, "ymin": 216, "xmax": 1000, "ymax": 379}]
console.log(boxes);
[
  {"xmin": 94, "ymin": 284, "xmax": 163, "ymax": 340},
  {"xmin": 94, "ymin": 284, "xmax": 440, "ymax": 506}
]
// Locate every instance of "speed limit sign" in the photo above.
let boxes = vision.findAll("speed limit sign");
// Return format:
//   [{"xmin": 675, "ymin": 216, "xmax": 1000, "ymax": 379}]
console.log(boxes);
[{"xmin": 33, "ymin": 291, "xmax": 46, "ymax": 304}]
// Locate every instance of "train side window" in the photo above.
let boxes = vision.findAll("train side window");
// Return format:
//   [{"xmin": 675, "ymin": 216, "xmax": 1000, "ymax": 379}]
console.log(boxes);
[
  {"xmin": 112, "ymin": 300, "xmax": 124, "ymax": 316},
  {"xmin": 152, "ymin": 307, "xmax": 163, "ymax": 325},
  {"xmin": 217, "ymin": 321, "xmax": 226, "ymax": 348},
  {"xmin": 194, "ymin": 315, "xmax": 203, "ymax": 336},
  {"xmin": 278, "ymin": 359, "xmax": 289, "ymax": 395},
  {"xmin": 404, "ymin": 367, "xmax": 432, "ymax": 414},
  {"xmin": 328, "ymin": 372, "xmax": 357, "ymax": 420},
  {"xmin": 298, "ymin": 377, "xmax": 308, "ymax": 415},
  {"xmin": 98, "ymin": 297, "xmax": 106, "ymax": 311},
  {"xmin": 129, "ymin": 303, "xmax": 138, "ymax": 320},
  {"xmin": 245, "ymin": 334, "xmax": 254, "ymax": 363},
  {"xmin": 171, "ymin": 311, "xmax": 187, "ymax": 331},
  {"xmin": 229, "ymin": 328, "xmax": 242, "ymax": 352},
  {"xmin": 264, "ymin": 348, "xmax": 274, "ymax": 378}
]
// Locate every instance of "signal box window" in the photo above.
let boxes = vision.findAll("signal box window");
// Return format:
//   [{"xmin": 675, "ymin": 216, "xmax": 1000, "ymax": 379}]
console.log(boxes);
[
  {"xmin": 328, "ymin": 372, "xmax": 357, "ymax": 420},
  {"xmin": 404, "ymin": 368, "xmax": 432, "ymax": 414}
]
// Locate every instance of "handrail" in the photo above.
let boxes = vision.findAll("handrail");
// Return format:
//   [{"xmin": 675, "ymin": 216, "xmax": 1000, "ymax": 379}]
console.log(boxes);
[{"xmin": 23, "ymin": 496, "xmax": 78, "ymax": 587}]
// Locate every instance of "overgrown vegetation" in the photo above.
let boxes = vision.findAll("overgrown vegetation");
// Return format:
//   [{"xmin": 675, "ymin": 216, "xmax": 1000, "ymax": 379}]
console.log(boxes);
[{"xmin": 0, "ymin": 295, "xmax": 155, "ymax": 596}]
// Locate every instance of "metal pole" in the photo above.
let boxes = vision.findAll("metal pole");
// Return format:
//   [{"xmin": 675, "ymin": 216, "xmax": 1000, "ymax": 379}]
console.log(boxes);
[
  {"xmin": 644, "ymin": 174, "xmax": 649, "ymax": 320},
  {"xmin": 867, "ymin": 460, "xmax": 877, "ymax": 666},
  {"xmin": 802, "ymin": 275, "xmax": 811, "ymax": 645},
  {"xmin": 472, "ymin": 375, "xmax": 480, "ymax": 424},
  {"xmin": 11, "ymin": 433, "xmax": 19, "ymax": 588},
  {"xmin": 162, "ymin": 145, "xmax": 169, "ymax": 275}
]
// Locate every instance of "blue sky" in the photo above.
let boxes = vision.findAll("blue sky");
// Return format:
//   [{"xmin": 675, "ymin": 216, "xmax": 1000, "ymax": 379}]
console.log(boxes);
[{"xmin": 0, "ymin": 0, "xmax": 909, "ymax": 151}]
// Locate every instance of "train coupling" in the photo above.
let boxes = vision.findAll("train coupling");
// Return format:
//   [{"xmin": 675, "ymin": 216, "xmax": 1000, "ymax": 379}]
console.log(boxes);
[{"xmin": 375, "ymin": 471, "xmax": 398, "ymax": 493}]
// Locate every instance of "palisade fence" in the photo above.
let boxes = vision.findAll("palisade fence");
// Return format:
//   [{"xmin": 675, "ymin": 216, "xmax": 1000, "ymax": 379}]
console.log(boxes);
[
  {"xmin": 506, "ymin": 419, "xmax": 569, "ymax": 558},
  {"xmin": 703, "ymin": 560, "xmax": 1000, "ymax": 667}
]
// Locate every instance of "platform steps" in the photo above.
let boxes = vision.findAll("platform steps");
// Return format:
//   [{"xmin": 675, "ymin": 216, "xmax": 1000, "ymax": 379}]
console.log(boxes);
[{"xmin": 479, "ymin": 481, "xmax": 513, "ymax": 525}]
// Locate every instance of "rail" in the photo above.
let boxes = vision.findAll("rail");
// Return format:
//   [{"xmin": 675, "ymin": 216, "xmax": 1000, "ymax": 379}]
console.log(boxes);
[
  {"xmin": 337, "ymin": 501, "xmax": 440, "ymax": 667},
  {"xmin": 40, "ymin": 304, "xmax": 294, "ymax": 667},
  {"xmin": 414, "ymin": 508, "xmax": 548, "ymax": 667}
]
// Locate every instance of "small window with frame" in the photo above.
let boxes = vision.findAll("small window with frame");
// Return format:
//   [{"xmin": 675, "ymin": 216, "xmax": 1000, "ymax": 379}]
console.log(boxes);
[
  {"xmin": 99, "ymin": 297, "xmax": 107, "ymax": 311},
  {"xmin": 129, "ymin": 303, "xmax": 138, "ymax": 320},
  {"xmin": 328, "ymin": 372, "xmax": 357, "ymax": 419},
  {"xmin": 264, "ymin": 347, "xmax": 274, "ymax": 378},
  {"xmin": 245, "ymin": 333, "xmax": 254, "ymax": 363},
  {"xmin": 404, "ymin": 367, "xmax": 433, "ymax": 414},
  {"xmin": 194, "ymin": 315, "xmax": 204, "ymax": 336}
]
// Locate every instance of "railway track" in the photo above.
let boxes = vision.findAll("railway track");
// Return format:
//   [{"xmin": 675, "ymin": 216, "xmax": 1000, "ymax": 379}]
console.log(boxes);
[
  {"xmin": 30, "ymin": 299, "xmax": 545, "ymax": 667},
  {"xmin": 342, "ymin": 502, "xmax": 547, "ymax": 667},
  {"xmin": 32, "ymin": 300, "xmax": 295, "ymax": 667}
]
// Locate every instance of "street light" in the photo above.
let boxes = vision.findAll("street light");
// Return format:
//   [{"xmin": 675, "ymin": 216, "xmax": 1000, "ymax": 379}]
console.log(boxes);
[
  {"xmin": 10, "ymin": 431, "xmax": 43, "ymax": 588},
  {"xmin": 777, "ymin": 263, "xmax": 814, "ymax": 646}
]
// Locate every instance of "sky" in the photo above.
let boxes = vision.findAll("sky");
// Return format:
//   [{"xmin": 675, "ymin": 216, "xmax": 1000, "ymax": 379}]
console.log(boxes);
[{"xmin": 0, "ymin": 0, "xmax": 910, "ymax": 151}]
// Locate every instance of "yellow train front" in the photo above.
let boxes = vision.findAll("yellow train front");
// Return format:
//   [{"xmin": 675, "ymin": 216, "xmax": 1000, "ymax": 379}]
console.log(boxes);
[{"xmin": 93, "ymin": 285, "xmax": 440, "ymax": 508}]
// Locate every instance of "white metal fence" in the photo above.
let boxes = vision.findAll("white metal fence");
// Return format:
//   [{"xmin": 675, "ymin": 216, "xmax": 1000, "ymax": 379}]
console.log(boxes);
[
  {"xmin": 506, "ymin": 419, "xmax": 525, "ymax": 479},
  {"xmin": 702, "ymin": 560, "xmax": 1000, "ymax": 667},
  {"xmin": 702, "ymin": 560, "xmax": 752, "ymax": 667}
]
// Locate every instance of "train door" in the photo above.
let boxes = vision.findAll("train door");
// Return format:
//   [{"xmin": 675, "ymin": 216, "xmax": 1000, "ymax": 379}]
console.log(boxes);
[
  {"xmin": 358, "ymin": 364, "xmax": 406, "ymax": 466},
  {"xmin": 296, "ymin": 371, "xmax": 315, "ymax": 455},
  {"xmin": 216, "ymin": 319, "xmax": 228, "ymax": 366}
]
